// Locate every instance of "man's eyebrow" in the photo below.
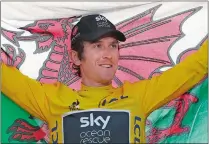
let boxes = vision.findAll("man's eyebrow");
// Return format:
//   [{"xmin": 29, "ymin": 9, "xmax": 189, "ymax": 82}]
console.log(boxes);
[
  {"xmin": 111, "ymin": 40, "xmax": 119, "ymax": 44},
  {"xmin": 90, "ymin": 39, "xmax": 119, "ymax": 44}
]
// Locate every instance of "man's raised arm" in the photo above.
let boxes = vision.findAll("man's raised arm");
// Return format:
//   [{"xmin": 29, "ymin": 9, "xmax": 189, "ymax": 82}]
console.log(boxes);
[
  {"xmin": 1, "ymin": 63, "xmax": 59, "ymax": 121},
  {"xmin": 137, "ymin": 40, "xmax": 208, "ymax": 116}
]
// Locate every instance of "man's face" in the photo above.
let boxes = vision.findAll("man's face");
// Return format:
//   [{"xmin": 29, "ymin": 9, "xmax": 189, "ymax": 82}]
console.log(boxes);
[{"xmin": 80, "ymin": 36, "xmax": 119, "ymax": 85}]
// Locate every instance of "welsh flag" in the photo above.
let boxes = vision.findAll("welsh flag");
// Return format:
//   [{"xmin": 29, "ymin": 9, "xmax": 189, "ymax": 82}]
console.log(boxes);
[{"xmin": 1, "ymin": 2, "xmax": 208, "ymax": 143}]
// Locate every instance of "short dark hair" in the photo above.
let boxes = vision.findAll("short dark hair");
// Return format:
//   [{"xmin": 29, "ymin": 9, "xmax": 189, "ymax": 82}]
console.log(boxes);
[{"xmin": 71, "ymin": 38, "xmax": 84, "ymax": 77}]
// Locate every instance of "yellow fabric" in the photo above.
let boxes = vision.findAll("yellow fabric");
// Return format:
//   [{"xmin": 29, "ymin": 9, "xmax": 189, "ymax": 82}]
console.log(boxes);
[{"xmin": 1, "ymin": 40, "xmax": 208, "ymax": 143}]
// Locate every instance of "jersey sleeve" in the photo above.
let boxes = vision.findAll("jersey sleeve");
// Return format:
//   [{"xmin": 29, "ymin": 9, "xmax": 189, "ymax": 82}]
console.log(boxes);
[
  {"xmin": 137, "ymin": 40, "xmax": 208, "ymax": 116},
  {"xmin": 1, "ymin": 63, "xmax": 59, "ymax": 122}
]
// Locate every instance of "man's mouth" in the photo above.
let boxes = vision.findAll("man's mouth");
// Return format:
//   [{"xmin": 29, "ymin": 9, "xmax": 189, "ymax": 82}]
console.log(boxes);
[{"xmin": 99, "ymin": 64, "xmax": 113, "ymax": 68}]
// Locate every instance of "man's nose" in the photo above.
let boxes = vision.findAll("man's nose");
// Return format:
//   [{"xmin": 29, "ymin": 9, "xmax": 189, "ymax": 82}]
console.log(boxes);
[{"xmin": 102, "ymin": 49, "xmax": 112, "ymax": 59}]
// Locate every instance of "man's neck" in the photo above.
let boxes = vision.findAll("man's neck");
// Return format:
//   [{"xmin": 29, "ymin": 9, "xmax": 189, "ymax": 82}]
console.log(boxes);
[{"xmin": 81, "ymin": 77, "xmax": 111, "ymax": 87}]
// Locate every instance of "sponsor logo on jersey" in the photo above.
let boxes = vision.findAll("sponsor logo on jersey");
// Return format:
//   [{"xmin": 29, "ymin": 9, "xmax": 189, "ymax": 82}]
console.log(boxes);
[
  {"xmin": 69, "ymin": 99, "xmax": 80, "ymax": 111},
  {"xmin": 62, "ymin": 109, "xmax": 130, "ymax": 143}
]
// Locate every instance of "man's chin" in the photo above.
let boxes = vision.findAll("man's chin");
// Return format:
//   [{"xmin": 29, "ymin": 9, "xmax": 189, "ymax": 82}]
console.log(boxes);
[{"xmin": 100, "ymin": 75, "xmax": 114, "ymax": 84}]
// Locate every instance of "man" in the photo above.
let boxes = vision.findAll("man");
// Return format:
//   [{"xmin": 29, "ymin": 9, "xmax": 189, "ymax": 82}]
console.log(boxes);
[{"xmin": 1, "ymin": 14, "xmax": 208, "ymax": 144}]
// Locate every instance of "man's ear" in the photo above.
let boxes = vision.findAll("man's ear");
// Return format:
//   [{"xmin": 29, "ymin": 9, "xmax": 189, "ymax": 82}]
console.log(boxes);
[{"xmin": 69, "ymin": 50, "xmax": 81, "ymax": 66}]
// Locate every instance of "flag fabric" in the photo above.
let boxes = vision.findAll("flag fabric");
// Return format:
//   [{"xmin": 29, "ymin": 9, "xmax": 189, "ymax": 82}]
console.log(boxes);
[{"xmin": 1, "ymin": 2, "xmax": 208, "ymax": 143}]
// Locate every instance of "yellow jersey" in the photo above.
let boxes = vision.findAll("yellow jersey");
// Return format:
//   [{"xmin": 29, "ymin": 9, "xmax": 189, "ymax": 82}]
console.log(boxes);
[{"xmin": 1, "ymin": 40, "xmax": 208, "ymax": 143}]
